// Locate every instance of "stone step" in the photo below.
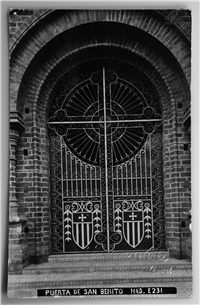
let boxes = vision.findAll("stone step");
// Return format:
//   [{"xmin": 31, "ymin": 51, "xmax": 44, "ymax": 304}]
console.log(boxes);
[
  {"xmin": 9, "ymin": 269, "xmax": 192, "ymax": 290},
  {"xmin": 23, "ymin": 258, "xmax": 192, "ymax": 275},
  {"xmin": 48, "ymin": 251, "xmax": 169, "ymax": 262}
]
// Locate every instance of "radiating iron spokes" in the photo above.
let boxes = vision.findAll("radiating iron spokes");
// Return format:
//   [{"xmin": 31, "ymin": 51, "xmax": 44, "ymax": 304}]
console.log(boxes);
[{"xmin": 48, "ymin": 66, "xmax": 164, "ymax": 253}]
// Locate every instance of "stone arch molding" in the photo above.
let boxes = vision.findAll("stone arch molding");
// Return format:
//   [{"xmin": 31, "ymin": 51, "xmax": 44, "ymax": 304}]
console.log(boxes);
[{"xmin": 10, "ymin": 9, "xmax": 191, "ymax": 114}]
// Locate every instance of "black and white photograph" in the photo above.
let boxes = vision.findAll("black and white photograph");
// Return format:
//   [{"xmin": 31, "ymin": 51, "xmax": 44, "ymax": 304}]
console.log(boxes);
[{"xmin": 3, "ymin": 3, "xmax": 198, "ymax": 301}]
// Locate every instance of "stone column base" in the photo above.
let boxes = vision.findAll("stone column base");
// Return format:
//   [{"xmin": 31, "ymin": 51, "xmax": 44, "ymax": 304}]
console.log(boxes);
[
  {"xmin": 8, "ymin": 219, "xmax": 29, "ymax": 274},
  {"xmin": 181, "ymin": 227, "xmax": 192, "ymax": 260},
  {"xmin": 8, "ymin": 243, "xmax": 29, "ymax": 275}
]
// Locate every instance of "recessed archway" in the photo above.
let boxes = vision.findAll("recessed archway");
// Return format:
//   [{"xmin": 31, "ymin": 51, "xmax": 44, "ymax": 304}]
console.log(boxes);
[{"xmin": 10, "ymin": 11, "xmax": 191, "ymax": 262}]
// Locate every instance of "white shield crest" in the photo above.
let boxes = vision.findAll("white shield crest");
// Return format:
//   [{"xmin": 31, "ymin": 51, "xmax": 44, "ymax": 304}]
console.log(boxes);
[
  {"xmin": 123, "ymin": 210, "xmax": 144, "ymax": 248},
  {"xmin": 72, "ymin": 212, "xmax": 93, "ymax": 249}
]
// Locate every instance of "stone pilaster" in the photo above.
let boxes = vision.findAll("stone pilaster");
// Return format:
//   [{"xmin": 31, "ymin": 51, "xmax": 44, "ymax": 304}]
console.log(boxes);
[{"xmin": 9, "ymin": 119, "xmax": 29, "ymax": 274}]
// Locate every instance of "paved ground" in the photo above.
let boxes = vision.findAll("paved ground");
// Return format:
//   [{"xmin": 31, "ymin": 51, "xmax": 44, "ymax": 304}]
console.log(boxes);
[
  {"xmin": 8, "ymin": 269, "xmax": 192, "ymax": 286},
  {"xmin": 22, "ymin": 258, "xmax": 192, "ymax": 274},
  {"xmin": 7, "ymin": 255, "xmax": 193, "ymax": 299}
]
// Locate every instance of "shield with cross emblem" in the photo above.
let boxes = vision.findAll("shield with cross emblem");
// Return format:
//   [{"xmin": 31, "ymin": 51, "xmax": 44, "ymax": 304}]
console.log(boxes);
[
  {"xmin": 72, "ymin": 212, "xmax": 93, "ymax": 249},
  {"xmin": 123, "ymin": 210, "xmax": 144, "ymax": 248}
]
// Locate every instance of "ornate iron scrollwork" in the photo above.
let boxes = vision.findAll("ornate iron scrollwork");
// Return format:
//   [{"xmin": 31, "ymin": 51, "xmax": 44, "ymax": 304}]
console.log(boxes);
[{"xmin": 48, "ymin": 67, "xmax": 164, "ymax": 253}]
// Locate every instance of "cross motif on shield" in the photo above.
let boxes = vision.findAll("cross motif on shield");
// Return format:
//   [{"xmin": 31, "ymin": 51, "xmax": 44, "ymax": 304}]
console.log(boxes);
[
  {"xmin": 78, "ymin": 214, "xmax": 87, "ymax": 222},
  {"xmin": 129, "ymin": 213, "xmax": 138, "ymax": 221}
]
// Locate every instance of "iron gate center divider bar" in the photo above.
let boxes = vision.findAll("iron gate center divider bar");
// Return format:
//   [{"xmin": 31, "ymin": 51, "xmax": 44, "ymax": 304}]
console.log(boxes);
[{"xmin": 103, "ymin": 67, "xmax": 110, "ymax": 253}]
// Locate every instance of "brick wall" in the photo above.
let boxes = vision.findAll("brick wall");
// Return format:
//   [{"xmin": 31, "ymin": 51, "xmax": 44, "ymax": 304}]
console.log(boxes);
[
  {"xmin": 9, "ymin": 9, "xmax": 191, "ymax": 268},
  {"xmin": 9, "ymin": 9, "xmax": 49, "ymax": 49}
]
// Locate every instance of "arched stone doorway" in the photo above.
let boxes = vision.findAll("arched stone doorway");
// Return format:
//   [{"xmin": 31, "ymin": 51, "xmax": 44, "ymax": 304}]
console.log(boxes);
[{"xmin": 9, "ymin": 10, "xmax": 191, "ymax": 270}]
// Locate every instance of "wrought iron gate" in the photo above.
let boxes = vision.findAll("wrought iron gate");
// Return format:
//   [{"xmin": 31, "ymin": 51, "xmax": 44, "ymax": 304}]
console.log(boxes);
[{"xmin": 48, "ymin": 66, "xmax": 165, "ymax": 253}]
